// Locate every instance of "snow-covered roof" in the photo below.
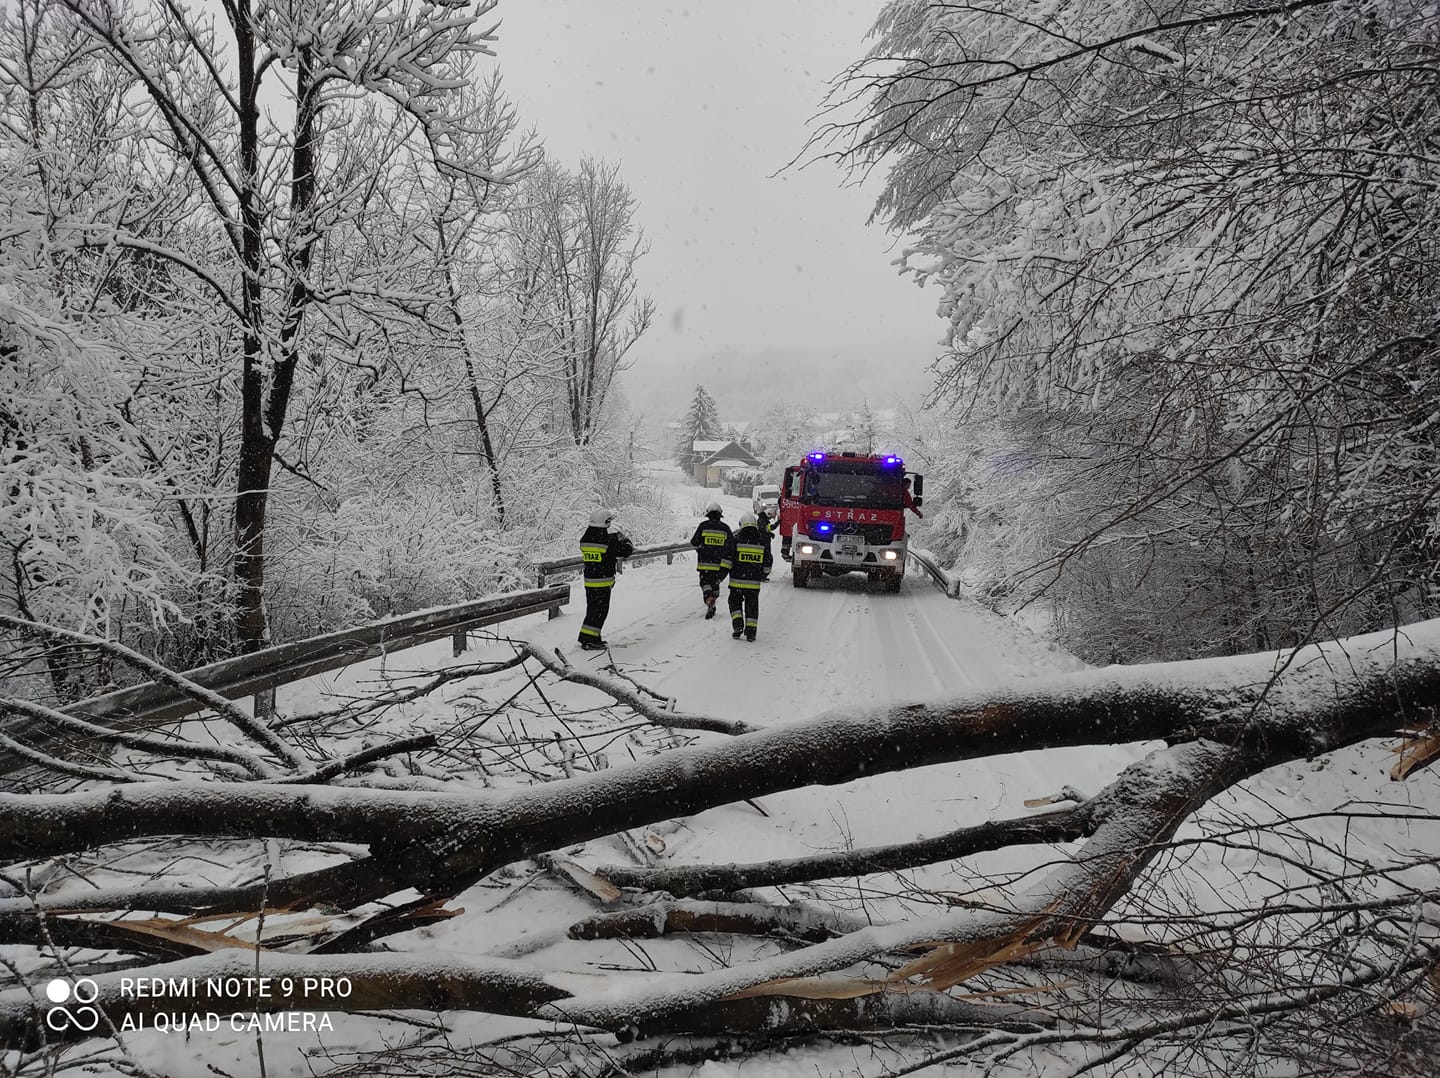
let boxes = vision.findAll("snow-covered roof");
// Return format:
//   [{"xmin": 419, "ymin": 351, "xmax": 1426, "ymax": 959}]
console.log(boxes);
[
  {"xmin": 706, "ymin": 458, "xmax": 752, "ymax": 469},
  {"xmin": 697, "ymin": 439, "xmax": 760, "ymax": 466},
  {"xmin": 692, "ymin": 439, "xmax": 728, "ymax": 453}
]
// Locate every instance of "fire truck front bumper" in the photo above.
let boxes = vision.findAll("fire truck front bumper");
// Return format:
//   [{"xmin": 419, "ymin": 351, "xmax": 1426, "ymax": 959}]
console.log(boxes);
[{"xmin": 793, "ymin": 538, "xmax": 906, "ymax": 571}]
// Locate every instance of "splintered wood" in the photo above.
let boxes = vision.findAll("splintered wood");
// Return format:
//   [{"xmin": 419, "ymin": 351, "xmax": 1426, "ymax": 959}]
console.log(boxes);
[{"xmin": 1391, "ymin": 717, "xmax": 1440, "ymax": 780}]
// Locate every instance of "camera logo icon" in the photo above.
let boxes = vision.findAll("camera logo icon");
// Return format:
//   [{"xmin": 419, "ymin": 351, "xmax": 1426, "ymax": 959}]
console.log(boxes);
[{"xmin": 44, "ymin": 978, "xmax": 101, "ymax": 1032}]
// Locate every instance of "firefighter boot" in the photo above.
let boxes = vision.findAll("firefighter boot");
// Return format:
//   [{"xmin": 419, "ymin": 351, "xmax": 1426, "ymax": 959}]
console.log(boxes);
[{"xmin": 704, "ymin": 594, "xmax": 716, "ymax": 619}]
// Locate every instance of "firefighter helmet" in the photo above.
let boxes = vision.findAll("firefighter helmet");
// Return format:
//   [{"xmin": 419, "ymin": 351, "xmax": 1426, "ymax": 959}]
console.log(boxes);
[
  {"xmin": 589, "ymin": 508, "xmax": 614, "ymax": 528},
  {"xmin": 739, "ymin": 512, "xmax": 757, "ymax": 529},
  {"xmin": 704, "ymin": 502, "xmax": 722, "ymax": 516}
]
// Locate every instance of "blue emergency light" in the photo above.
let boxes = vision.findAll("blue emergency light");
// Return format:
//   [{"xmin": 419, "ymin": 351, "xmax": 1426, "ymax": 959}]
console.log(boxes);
[
  {"xmin": 808, "ymin": 452, "xmax": 826, "ymax": 462},
  {"xmin": 883, "ymin": 456, "xmax": 901, "ymax": 466},
  {"xmin": 815, "ymin": 523, "xmax": 832, "ymax": 533}
]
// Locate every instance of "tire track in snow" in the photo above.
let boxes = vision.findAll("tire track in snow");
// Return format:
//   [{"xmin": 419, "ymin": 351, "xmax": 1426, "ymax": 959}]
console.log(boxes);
[
  {"xmin": 518, "ymin": 522, "xmax": 1114, "ymax": 911},
  {"xmin": 904, "ymin": 585, "xmax": 989, "ymax": 692},
  {"xmin": 536, "ymin": 540, "xmax": 1082, "ymax": 736}
]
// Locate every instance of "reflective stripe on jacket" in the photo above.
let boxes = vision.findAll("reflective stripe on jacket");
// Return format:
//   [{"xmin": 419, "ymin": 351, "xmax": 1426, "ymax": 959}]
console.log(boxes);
[
  {"xmin": 690, "ymin": 518, "xmax": 733, "ymax": 571},
  {"xmin": 579, "ymin": 525, "xmax": 634, "ymax": 587},
  {"xmin": 722, "ymin": 525, "xmax": 773, "ymax": 586}
]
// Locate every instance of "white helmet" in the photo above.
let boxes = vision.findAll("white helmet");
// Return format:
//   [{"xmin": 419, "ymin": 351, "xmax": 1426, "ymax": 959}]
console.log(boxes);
[
  {"xmin": 704, "ymin": 502, "xmax": 722, "ymax": 515},
  {"xmin": 739, "ymin": 511, "xmax": 757, "ymax": 529},
  {"xmin": 589, "ymin": 508, "xmax": 614, "ymax": 528}
]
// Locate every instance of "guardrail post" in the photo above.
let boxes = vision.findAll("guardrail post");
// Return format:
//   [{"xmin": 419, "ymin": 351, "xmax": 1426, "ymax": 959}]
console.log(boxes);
[
  {"xmin": 666, "ymin": 552, "xmax": 674, "ymax": 565},
  {"xmin": 254, "ymin": 687, "xmax": 276, "ymax": 721},
  {"xmin": 452, "ymin": 631, "xmax": 467, "ymax": 656}
]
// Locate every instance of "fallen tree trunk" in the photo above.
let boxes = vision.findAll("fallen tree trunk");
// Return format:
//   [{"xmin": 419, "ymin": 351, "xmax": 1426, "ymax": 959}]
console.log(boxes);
[
  {"xmin": 544, "ymin": 739, "xmax": 1257, "ymax": 1031},
  {"xmin": 0, "ymin": 740, "xmax": 1244, "ymax": 1047},
  {"xmin": 567, "ymin": 899, "xmax": 871, "ymax": 943},
  {"xmin": 0, "ymin": 951, "xmax": 571, "ymax": 1051},
  {"xmin": 0, "ymin": 947, "xmax": 1047, "ymax": 1050},
  {"xmin": 624, "ymin": 989, "xmax": 1049, "ymax": 1040},
  {"xmin": 589, "ymin": 803, "xmax": 1093, "ymax": 896},
  {"xmin": 4, "ymin": 619, "xmax": 1439, "ymax": 1050},
  {"xmin": 3, "ymin": 618, "xmax": 1435, "ymax": 903}
]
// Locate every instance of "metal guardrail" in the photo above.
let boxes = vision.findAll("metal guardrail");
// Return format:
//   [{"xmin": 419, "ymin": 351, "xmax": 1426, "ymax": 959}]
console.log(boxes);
[
  {"xmin": 907, "ymin": 548, "xmax": 960, "ymax": 598},
  {"xmin": 1, "ymin": 586, "xmax": 570, "ymax": 774},
  {"xmin": 535, "ymin": 540, "xmax": 696, "ymax": 618},
  {"xmin": 69, "ymin": 585, "xmax": 570, "ymax": 730},
  {"xmin": 6, "ymin": 545, "xmax": 950, "ymax": 774}
]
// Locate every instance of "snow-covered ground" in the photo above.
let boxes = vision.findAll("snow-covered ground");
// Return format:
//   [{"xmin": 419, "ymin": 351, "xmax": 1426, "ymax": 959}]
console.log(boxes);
[
  {"xmin": 121, "ymin": 467, "xmax": 1130, "ymax": 1076},
  {"xmin": 506, "ymin": 465, "xmax": 1130, "ymax": 880},
  {"xmin": 17, "ymin": 464, "xmax": 1437, "ymax": 1078}
]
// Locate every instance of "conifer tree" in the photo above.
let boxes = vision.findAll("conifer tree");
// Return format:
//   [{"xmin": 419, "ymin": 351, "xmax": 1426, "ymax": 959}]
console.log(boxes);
[{"xmin": 675, "ymin": 385, "xmax": 722, "ymax": 474}]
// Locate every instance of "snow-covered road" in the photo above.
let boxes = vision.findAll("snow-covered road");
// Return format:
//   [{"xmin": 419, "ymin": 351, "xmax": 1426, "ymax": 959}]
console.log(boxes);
[
  {"xmin": 599, "ymin": 463, "xmax": 1082, "ymax": 715},
  {"xmin": 98, "ymin": 465, "xmax": 1434, "ymax": 1078},
  {"xmin": 282, "ymin": 465, "xmax": 1134, "ymax": 899},
  {"xmin": 559, "ymin": 536, "xmax": 1074, "ymax": 722},
  {"xmin": 490, "ymin": 470, "xmax": 1147, "ymax": 878}
]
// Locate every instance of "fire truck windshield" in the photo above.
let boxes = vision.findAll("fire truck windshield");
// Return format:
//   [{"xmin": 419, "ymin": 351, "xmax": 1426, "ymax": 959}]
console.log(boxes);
[{"xmin": 805, "ymin": 468, "xmax": 903, "ymax": 508}]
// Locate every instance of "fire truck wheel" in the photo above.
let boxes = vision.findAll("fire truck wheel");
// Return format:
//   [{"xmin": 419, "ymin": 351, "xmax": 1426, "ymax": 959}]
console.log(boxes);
[{"xmin": 792, "ymin": 567, "xmax": 810, "ymax": 588}]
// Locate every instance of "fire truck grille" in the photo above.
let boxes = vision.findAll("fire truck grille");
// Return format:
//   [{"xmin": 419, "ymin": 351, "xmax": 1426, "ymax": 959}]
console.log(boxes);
[{"xmin": 824, "ymin": 522, "xmax": 894, "ymax": 545}]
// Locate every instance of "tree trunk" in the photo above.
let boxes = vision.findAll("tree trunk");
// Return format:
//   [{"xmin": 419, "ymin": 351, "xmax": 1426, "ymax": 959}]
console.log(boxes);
[
  {"xmin": 232, "ymin": 0, "xmax": 269, "ymax": 652},
  {"xmin": 436, "ymin": 214, "xmax": 508, "ymax": 527},
  {"xmin": 3, "ymin": 619, "xmax": 1440, "ymax": 1050},
  {"xmin": 232, "ymin": 30, "xmax": 316, "ymax": 652},
  {"xmin": 4, "ymin": 618, "xmax": 1438, "ymax": 887},
  {"xmin": 463, "ymin": 355, "xmax": 508, "ymax": 527}
]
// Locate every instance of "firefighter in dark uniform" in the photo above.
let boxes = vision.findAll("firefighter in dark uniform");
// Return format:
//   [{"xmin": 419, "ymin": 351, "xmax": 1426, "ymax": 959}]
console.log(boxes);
[
  {"xmin": 756, "ymin": 507, "xmax": 775, "ymax": 537},
  {"xmin": 689, "ymin": 502, "xmax": 732, "ymax": 619},
  {"xmin": 720, "ymin": 511, "xmax": 773, "ymax": 641},
  {"xmin": 902, "ymin": 476, "xmax": 924, "ymax": 518},
  {"xmin": 577, "ymin": 508, "xmax": 634, "ymax": 650}
]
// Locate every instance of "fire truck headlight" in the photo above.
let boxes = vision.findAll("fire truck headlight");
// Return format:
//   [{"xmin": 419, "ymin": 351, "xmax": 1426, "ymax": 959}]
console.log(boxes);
[
  {"xmin": 799, "ymin": 544, "xmax": 816, "ymax": 556},
  {"xmin": 882, "ymin": 550, "xmax": 899, "ymax": 561}
]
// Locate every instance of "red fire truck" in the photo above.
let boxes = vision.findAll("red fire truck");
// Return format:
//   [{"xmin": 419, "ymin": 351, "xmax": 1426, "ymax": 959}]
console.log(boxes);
[{"xmin": 776, "ymin": 451, "xmax": 924, "ymax": 591}]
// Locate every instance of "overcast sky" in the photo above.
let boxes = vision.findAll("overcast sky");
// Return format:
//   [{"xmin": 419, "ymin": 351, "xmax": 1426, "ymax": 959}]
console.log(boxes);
[{"xmin": 490, "ymin": 1, "xmax": 943, "ymax": 416}]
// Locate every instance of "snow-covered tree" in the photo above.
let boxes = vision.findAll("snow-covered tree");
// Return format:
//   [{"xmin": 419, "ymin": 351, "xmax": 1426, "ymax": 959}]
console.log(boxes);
[
  {"xmin": 0, "ymin": 0, "xmax": 232, "ymax": 687},
  {"xmin": 837, "ymin": 400, "xmax": 882, "ymax": 454},
  {"xmin": 504, "ymin": 158, "xmax": 654, "ymax": 449},
  {"xmin": 40, "ymin": 0, "xmax": 531, "ymax": 651},
  {"xmin": 674, "ymin": 383, "xmax": 723, "ymax": 474},
  {"xmin": 415, "ymin": 72, "xmax": 543, "ymax": 531},
  {"xmin": 749, "ymin": 400, "xmax": 821, "ymax": 470},
  {"xmin": 0, "ymin": 271, "xmax": 184, "ymax": 647},
  {"xmin": 0, "ymin": 0, "xmax": 666, "ymax": 663},
  {"xmin": 827, "ymin": 0, "xmax": 1440, "ymax": 660}
]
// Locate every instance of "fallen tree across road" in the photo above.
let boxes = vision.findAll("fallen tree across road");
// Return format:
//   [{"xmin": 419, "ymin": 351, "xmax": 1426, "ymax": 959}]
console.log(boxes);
[{"xmin": 3, "ymin": 619, "xmax": 1439, "ymax": 1073}]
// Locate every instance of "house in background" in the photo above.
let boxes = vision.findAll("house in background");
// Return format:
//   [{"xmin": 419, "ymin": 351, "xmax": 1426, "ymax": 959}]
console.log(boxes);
[{"xmin": 691, "ymin": 438, "xmax": 761, "ymax": 487}]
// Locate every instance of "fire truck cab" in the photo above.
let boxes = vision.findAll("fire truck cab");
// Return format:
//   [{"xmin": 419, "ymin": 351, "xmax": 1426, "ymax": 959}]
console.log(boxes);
[{"xmin": 777, "ymin": 451, "xmax": 923, "ymax": 592}]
